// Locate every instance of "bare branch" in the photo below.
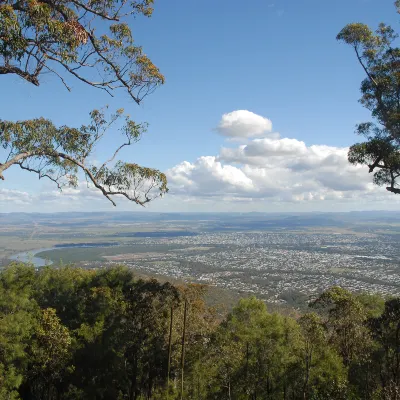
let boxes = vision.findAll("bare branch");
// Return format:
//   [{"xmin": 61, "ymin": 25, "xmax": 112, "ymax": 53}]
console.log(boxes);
[
  {"xmin": 96, "ymin": 141, "xmax": 130, "ymax": 175},
  {"xmin": 42, "ymin": 64, "xmax": 72, "ymax": 92},
  {"xmin": 42, "ymin": 52, "xmax": 115, "ymax": 96},
  {"xmin": 16, "ymin": 162, "xmax": 63, "ymax": 190},
  {"xmin": 69, "ymin": 0, "xmax": 121, "ymax": 21}
]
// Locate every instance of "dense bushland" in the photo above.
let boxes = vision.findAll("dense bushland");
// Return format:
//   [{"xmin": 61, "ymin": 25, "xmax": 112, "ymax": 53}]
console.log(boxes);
[{"xmin": 0, "ymin": 264, "xmax": 398, "ymax": 399}]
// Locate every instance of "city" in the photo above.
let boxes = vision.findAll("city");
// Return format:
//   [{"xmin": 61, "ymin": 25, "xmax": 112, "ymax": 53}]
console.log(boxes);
[{"xmin": 100, "ymin": 231, "xmax": 400, "ymax": 303}]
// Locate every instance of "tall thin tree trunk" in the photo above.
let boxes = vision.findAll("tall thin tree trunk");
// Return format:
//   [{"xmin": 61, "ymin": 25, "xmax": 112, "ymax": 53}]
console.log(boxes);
[
  {"xmin": 245, "ymin": 341, "xmax": 250, "ymax": 399},
  {"xmin": 303, "ymin": 351, "xmax": 311, "ymax": 400},
  {"xmin": 180, "ymin": 299, "xmax": 188, "ymax": 400},
  {"xmin": 197, "ymin": 349, "xmax": 201, "ymax": 400},
  {"xmin": 246, "ymin": 342, "xmax": 249, "ymax": 378},
  {"xmin": 130, "ymin": 356, "xmax": 138, "ymax": 400},
  {"xmin": 283, "ymin": 379, "xmax": 287, "ymax": 400},
  {"xmin": 167, "ymin": 306, "xmax": 174, "ymax": 399}
]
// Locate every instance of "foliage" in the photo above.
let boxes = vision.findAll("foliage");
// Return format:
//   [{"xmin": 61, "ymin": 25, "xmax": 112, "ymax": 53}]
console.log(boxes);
[
  {"xmin": 0, "ymin": 0, "xmax": 166, "ymax": 206},
  {"xmin": 337, "ymin": 2, "xmax": 400, "ymax": 194},
  {"xmin": 369, "ymin": 298, "xmax": 400, "ymax": 399},
  {"xmin": 0, "ymin": 0, "xmax": 164, "ymax": 102},
  {"xmin": 311, "ymin": 287, "xmax": 372, "ymax": 366},
  {"xmin": 0, "ymin": 263, "xmax": 398, "ymax": 399},
  {"xmin": 0, "ymin": 108, "xmax": 168, "ymax": 206}
]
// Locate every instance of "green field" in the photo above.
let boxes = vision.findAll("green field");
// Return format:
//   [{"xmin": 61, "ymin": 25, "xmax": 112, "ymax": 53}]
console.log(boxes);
[{"xmin": 36, "ymin": 243, "xmax": 201, "ymax": 263}]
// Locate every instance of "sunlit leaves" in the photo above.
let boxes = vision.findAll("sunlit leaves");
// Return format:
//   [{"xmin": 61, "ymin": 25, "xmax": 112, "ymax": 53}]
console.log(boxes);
[
  {"xmin": 0, "ymin": 109, "xmax": 168, "ymax": 205},
  {"xmin": 338, "ymin": 4, "xmax": 400, "ymax": 194},
  {"xmin": 31, "ymin": 308, "xmax": 72, "ymax": 374},
  {"xmin": 0, "ymin": 264, "xmax": 398, "ymax": 398},
  {"xmin": 337, "ymin": 23, "xmax": 376, "ymax": 47},
  {"xmin": 311, "ymin": 287, "xmax": 372, "ymax": 366},
  {"xmin": 0, "ymin": 0, "xmax": 164, "ymax": 102}
]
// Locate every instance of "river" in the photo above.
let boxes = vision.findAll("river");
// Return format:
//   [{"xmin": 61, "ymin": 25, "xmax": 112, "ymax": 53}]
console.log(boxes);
[
  {"xmin": 9, "ymin": 242, "xmax": 118, "ymax": 268},
  {"xmin": 9, "ymin": 248, "xmax": 54, "ymax": 267}
]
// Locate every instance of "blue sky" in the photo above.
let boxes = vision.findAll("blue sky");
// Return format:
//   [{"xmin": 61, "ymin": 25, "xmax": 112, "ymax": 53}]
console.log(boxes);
[{"xmin": 1, "ymin": 0, "xmax": 400, "ymax": 212}]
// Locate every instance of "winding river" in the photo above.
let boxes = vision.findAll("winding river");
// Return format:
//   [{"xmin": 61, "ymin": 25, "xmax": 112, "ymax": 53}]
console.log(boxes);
[
  {"xmin": 9, "ymin": 242, "xmax": 118, "ymax": 268},
  {"xmin": 9, "ymin": 248, "xmax": 55, "ymax": 267}
]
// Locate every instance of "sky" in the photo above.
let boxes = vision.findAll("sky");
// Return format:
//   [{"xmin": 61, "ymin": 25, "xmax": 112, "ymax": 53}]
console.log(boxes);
[{"xmin": 1, "ymin": 0, "xmax": 400, "ymax": 213}]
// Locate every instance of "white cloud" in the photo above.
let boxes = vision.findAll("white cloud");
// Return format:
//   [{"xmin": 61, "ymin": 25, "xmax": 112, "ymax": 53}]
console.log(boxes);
[
  {"xmin": 167, "ymin": 156, "xmax": 254, "ymax": 196},
  {"xmin": 37, "ymin": 184, "xmax": 104, "ymax": 203},
  {"xmin": 0, "ymin": 183, "xmax": 108, "ymax": 212},
  {"xmin": 2, "ymin": 110, "xmax": 400, "ymax": 212},
  {"xmin": 0, "ymin": 189, "xmax": 32, "ymax": 205},
  {"xmin": 216, "ymin": 110, "xmax": 274, "ymax": 139},
  {"xmin": 166, "ymin": 130, "xmax": 396, "ymax": 206}
]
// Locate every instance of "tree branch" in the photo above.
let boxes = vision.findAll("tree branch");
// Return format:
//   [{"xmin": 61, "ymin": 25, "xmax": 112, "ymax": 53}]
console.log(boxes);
[
  {"xmin": 368, "ymin": 156, "xmax": 383, "ymax": 172},
  {"xmin": 354, "ymin": 46, "xmax": 378, "ymax": 87},
  {"xmin": 16, "ymin": 162, "xmax": 63, "ymax": 190},
  {"xmin": 386, "ymin": 186, "xmax": 400, "ymax": 194},
  {"xmin": 96, "ymin": 140, "xmax": 131, "ymax": 176},
  {"xmin": 42, "ymin": 52, "xmax": 115, "ymax": 96},
  {"xmin": 0, "ymin": 66, "xmax": 39, "ymax": 86},
  {"xmin": 0, "ymin": 152, "xmax": 33, "ymax": 180},
  {"xmin": 87, "ymin": 33, "xmax": 141, "ymax": 104},
  {"xmin": 69, "ymin": 0, "xmax": 121, "ymax": 21},
  {"xmin": 55, "ymin": 152, "xmax": 120, "ymax": 206}
]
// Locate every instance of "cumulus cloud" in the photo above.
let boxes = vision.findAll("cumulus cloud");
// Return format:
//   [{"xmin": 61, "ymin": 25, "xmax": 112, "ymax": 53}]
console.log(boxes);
[
  {"xmin": 216, "ymin": 110, "xmax": 274, "ymax": 139},
  {"xmin": 167, "ymin": 156, "xmax": 254, "ymax": 196},
  {"xmin": 166, "ymin": 128, "xmax": 392, "ymax": 205},
  {"xmin": 3, "ymin": 110, "xmax": 400, "ymax": 212}
]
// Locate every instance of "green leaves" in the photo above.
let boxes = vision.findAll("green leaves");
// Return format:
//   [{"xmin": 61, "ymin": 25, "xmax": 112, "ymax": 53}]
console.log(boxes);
[
  {"xmin": 338, "ymin": 3, "xmax": 400, "ymax": 194},
  {"xmin": 0, "ymin": 264, "xmax": 398, "ymax": 399},
  {"xmin": 0, "ymin": 0, "xmax": 164, "ymax": 102},
  {"xmin": 312, "ymin": 287, "xmax": 373, "ymax": 367},
  {"xmin": 0, "ymin": 109, "xmax": 168, "ymax": 205},
  {"xmin": 30, "ymin": 307, "xmax": 73, "ymax": 389},
  {"xmin": 0, "ymin": 0, "xmax": 166, "ymax": 206},
  {"xmin": 337, "ymin": 23, "xmax": 375, "ymax": 47},
  {"xmin": 0, "ymin": 4, "xmax": 27, "ymax": 60}
]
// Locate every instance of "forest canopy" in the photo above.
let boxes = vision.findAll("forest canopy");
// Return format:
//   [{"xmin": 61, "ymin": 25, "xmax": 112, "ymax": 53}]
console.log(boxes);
[{"xmin": 0, "ymin": 264, "xmax": 398, "ymax": 400}]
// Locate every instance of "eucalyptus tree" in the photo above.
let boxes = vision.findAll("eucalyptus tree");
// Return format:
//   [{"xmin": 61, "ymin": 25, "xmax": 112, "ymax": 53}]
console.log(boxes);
[
  {"xmin": 311, "ymin": 287, "xmax": 371, "ymax": 367},
  {"xmin": 337, "ymin": 1, "xmax": 400, "ymax": 194},
  {"xmin": 369, "ymin": 298, "xmax": 400, "ymax": 399},
  {"xmin": 0, "ymin": 0, "xmax": 164, "ymax": 101},
  {"xmin": 0, "ymin": 0, "xmax": 167, "ymax": 205},
  {"xmin": 0, "ymin": 109, "xmax": 167, "ymax": 206}
]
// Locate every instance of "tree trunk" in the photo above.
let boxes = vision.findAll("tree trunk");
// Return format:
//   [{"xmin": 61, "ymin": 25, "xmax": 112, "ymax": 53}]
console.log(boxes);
[
  {"xmin": 246, "ymin": 342, "xmax": 249, "ymax": 378},
  {"xmin": 303, "ymin": 352, "xmax": 311, "ymax": 400},
  {"xmin": 197, "ymin": 349, "xmax": 201, "ymax": 400},
  {"xmin": 167, "ymin": 306, "xmax": 174, "ymax": 399},
  {"xmin": 180, "ymin": 299, "xmax": 188, "ymax": 400},
  {"xmin": 129, "ymin": 356, "xmax": 138, "ymax": 400}
]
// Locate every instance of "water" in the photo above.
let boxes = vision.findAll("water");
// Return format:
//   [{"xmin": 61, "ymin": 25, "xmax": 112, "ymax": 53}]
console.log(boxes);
[
  {"xmin": 9, "ymin": 242, "xmax": 118, "ymax": 268},
  {"xmin": 9, "ymin": 248, "xmax": 54, "ymax": 267}
]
